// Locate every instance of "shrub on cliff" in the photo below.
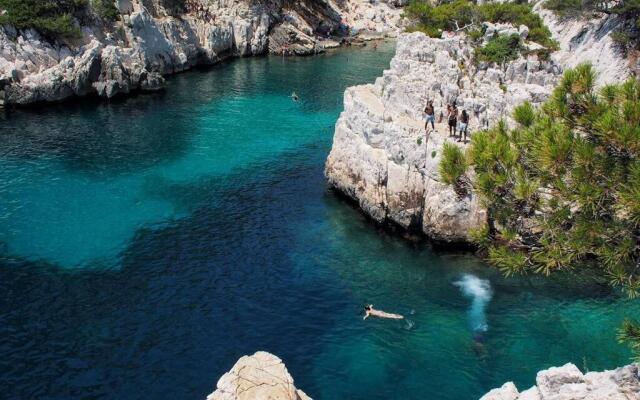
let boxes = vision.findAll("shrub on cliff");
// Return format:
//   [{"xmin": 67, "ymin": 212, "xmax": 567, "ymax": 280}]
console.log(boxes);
[
  {"xmin": 92, "ymin": 0, "xmax": 120, "ymax": 21},
  {"xmin": 404, "ymin": 0, "xmax": 556, "ymax": 48},
  {"xmin": 449, "ymin": 63, "xmax": 640, "ymax": 359},
  {"xmin": 0, "ymin": 0, "xmax": 87, "ymax": 39},
  {"xmin": 461, "ymin": 64, "xmax": 640, "ymax": 300},
  {"xmin": 475, "ymin": 34, "xmax": 524, "ymax": 64}
]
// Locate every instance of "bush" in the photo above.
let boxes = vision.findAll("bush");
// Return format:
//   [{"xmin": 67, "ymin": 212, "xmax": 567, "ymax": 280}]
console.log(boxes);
[
  {"xmin": 439, "ymin": 142, "xmax": 468, "ymax": 186},
  {"xmin": 405, "ymin": 0, "xmax": 557, "ymax": 49},
  {"xmin": 618, "ymin": 320, "xmax": 640, "ymax": 361},
  {"xmin": 475, "ymin": 34, "xmax": 524, "ymax": 64},
  {"xmin": 92, "ymin": 0, "xmax": 119, "ymax": 21},
  {"xmin": 0, "ymin": 0, "xmax": 88, "ymax": 40}
]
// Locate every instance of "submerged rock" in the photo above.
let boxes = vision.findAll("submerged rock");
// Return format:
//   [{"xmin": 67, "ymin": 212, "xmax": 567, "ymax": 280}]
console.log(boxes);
[
  {"xmin": 480, "ymin": 363, "xmax": 640, "ymax": 400},
  {"xmin": 207, "ymin": 351, "xmax": 311, "ymax": 400}
]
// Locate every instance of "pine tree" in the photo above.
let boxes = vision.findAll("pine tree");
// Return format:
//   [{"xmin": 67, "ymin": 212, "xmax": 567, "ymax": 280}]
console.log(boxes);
[{"xmin": 444, "ymin": 64, "xmax": 640, "ymax": 359}]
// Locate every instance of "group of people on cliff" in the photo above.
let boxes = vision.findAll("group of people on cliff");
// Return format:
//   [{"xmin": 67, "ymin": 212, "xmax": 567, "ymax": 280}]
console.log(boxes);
[{"xmin": 423, "ymin": 100, "xmax": 471, "ymax": 143}]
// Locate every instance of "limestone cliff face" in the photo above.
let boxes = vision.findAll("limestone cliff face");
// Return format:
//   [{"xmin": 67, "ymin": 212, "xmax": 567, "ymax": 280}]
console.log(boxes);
[
  {"xmin": 206, "ymin": 351, "xmax": 311, "ymax": 400},
  {"xmin": 0, "ymin": 0, "xmax": 402, "ymax": 105},
  {"xmin": 325, "ymin": 32, "xmax": 561, "ymax": 242},
  {"xmin": 480, "ymin": 363, "xmax": 640, "ymax": 400},
  {"xmin": 534, "ymin": 1, "xmax": 632, "ymax": 86},
  {"xmin": 325, "ymin": 1, "xmax": 635, "ymax": 243}
]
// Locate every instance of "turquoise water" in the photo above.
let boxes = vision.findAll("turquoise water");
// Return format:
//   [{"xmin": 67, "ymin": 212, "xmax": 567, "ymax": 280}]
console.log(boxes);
[{"xmin": 1, "ymin": 42, "xmax": 638, "ymax": 400}]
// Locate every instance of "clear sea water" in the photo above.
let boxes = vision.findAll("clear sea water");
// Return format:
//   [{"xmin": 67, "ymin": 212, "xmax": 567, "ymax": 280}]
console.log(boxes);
[{"xmin": 1, "ymin": 42, "xmax": 638, "ymax": 400}]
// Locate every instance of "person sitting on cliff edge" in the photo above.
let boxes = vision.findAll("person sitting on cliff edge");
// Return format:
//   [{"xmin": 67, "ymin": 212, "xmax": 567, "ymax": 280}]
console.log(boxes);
[{"xmin": 363, "ymin": 305, "xmax": 404, "ymax": 320}]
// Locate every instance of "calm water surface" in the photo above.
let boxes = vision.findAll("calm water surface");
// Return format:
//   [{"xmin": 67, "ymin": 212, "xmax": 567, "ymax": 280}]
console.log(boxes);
[{"xmin": 1, "ymin": 42, "xmax": 638, "ymax": 399}]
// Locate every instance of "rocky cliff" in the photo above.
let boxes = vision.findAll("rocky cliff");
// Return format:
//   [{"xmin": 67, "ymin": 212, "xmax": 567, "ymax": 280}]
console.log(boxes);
[
  {"xmin": 206, "ymin": 351, "xmax": 311, "ymax": 400},
  {"xmin": 324, "ymin": 1, "xmax": 634, "ymax": 243},
  {"xmin": 534, "ymin": 1, "xmax": 632, "ymax": 86},
  {"xmin": 325, "ymin": 31, "xmax": 561, "ymax": 242},
  {"xmin": 0, "ymin": 0, "xmax": 403, "ymax": 106},
  {"xmin": 480, "ymin": 363, "xmax": 640, "ymax": 400}
]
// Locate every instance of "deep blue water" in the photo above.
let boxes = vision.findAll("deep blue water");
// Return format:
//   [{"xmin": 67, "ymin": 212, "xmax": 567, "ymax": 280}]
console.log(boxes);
[{"xmin": 1, "ymin": 42, "xmax": 638, "ymax": 400}]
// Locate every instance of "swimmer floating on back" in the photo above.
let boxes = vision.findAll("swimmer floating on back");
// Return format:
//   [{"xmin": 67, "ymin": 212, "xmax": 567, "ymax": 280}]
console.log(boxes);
[{"xmin": 363, "ymin": 304, "xmax": 404, "ymax": 320}]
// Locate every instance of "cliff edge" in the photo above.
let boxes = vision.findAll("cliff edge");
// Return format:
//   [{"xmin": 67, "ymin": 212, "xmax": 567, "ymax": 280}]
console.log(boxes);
[
  {"xmin": 481, "ymin": 363, "xmax": 640, "ymax": 400},
  {"xmin": 325, "ymin": 31, "xmax": 561, "ymax": 242}
]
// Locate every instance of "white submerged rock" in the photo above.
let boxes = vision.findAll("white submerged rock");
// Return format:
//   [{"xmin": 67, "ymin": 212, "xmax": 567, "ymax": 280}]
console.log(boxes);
[
  {"xmin": 207, "ymin": 351, "xmax": 311, "ymax": 400},
  {"xmin": 325, "ymin": 31, "xmax": 561, "ymax": 242},
  {"xmin": 480, "ymin": 363, "xmax": 640, "ymax": 400}
]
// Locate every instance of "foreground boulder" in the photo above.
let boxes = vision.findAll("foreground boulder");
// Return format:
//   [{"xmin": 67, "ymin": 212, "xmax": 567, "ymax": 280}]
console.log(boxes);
[
  {"xmin": 207, "ymin": 352, "xmax": 311, "ymax": 400},
  {"xmin": 480, "ymin": 363, "xmax": 640, "ymax": 400}
]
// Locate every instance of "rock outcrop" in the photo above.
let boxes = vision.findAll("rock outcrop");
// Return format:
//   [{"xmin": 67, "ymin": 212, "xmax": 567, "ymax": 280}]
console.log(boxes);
[
  {"xmin": 207, "ymin": 351, "xmax": 311, "ymax": 400},
  {"xmin": 325, "ymin": 0, "xmax": 636, "ymax": 243},
  {"xmin": 480, "ymin": 363, "xmax": 640, "ymax": 400},
  {"xmin": 0, "ymin": 0, "xmax": 403, "ymax": 105},
  {"xmin": 325, "ymin": 31, "xmax": 561, "ymax": 242},
  {"xmin": 534, "ymin": 1, "xmax": 632, "ymax": 86}
]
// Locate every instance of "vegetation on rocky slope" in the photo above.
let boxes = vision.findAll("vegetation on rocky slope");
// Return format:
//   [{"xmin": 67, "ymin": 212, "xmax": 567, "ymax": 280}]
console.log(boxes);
[
  {"xmin": 0, "ymin": 0, "xmax": 119, "ymax": 40},
  {"xmin": 441, "ymin": 64, "xmax": 640, "ymax": 358},
  {"xmin": 404, "ymin": 0, "xmax": 557, "ymax": 48},
  {"xmin": 475, "ymin": 33, "xmax": 524, "ymax": 63}
]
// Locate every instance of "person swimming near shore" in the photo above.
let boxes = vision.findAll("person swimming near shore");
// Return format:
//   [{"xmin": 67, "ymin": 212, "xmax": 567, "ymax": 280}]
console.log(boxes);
[
  {"xmin": 363, "ymin": 305, "xmax": 404, "ymax": 320},
  {"xmin": 291, "ymin": 92, "xmax": 299, "ymax": 102}
]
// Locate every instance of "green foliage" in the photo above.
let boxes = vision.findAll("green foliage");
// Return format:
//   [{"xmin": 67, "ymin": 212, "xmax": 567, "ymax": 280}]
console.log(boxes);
[
  {"xmin": 476, "ymin": 34, "xmax": 524, "ymax": 64},
  {"xmin": 439, "ymin": 142, "xmax": 468, "ymax": 186},
  {"xmin": 469, "ymin": 224, "xmax": 491, "ymax": 250},
  {"xmin": 431, "ymin": 150, "xmax": 437, "ymax": 158},
  {"xmin": 544, "ymin": 0, "xmax": 593, "ymax": 17},
  {"xmin": 0, "ymin": 0, "xmax": 88, "ymax": 39},
  {"xmin": 467, "ymin": 64, "xmax": 640, "ymax": 298},
  {"xmin": 404, "ymin": 0, "xmax": 557, "ymax": 48},
  {"xmin": 618, "ymin": 320, "xmax": 640, "ymax": 361},
  {"xmin": 92, "ymin": 0, "xmax": 119, "ymax": 21}
]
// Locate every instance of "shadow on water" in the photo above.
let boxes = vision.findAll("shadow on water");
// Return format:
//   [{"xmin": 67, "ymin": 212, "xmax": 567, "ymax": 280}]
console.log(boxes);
[{"xmin": 0, "ymin": 143, "xmax": 343, "ymax": 399}]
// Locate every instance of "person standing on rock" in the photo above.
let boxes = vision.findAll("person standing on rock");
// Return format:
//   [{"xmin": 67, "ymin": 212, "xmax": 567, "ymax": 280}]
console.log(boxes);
[
  {"xmin": 424, "ymin": 100, "xmax": 436, "ymax": 133},
  {"xmin": 447, "ymin": 103, "xmax": 458, "ymax": 137},
  {"xmin": 458, "ymin": 109, "xmax": 469, "ymax": 143}
]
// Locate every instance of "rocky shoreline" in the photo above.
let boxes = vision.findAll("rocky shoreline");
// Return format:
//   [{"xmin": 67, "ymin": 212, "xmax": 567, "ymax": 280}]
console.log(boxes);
[
  {"xmin": 0, "ymin": 0, "xmax": 403, "ymax": 106},
  {"xmin": 481, "ymin": 363, "xmax": 640, "ymax": 400},
  {"xmin": 209, "ymin": 352, "xmax": 639, "ymax": 400},
  {"xmin": 324, "ymin": 3, "xmax": 633, "ymax": 244},
  {"xmin": 325, "ymin": 29, "xmax": 562, "ymax": 242}
]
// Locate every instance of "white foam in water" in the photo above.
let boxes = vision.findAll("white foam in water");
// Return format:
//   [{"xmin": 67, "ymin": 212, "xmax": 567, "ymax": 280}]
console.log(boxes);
[{"xmin": 453, "ymin": 274, "xmax": 492, "ymax": 332}]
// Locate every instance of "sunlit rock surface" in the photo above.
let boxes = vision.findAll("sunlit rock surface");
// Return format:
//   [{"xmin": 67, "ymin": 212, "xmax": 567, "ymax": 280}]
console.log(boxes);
[
  {"xmin": 325, "ymin": 32, "xmax": 560, "ymax": 242},
  {"xmin": 480, "ymin": 363, "xmax": 640, "ymax": 400},
  {"xmin": 207, "ymin": 352, "xmax": 311, "ymax": 400}
]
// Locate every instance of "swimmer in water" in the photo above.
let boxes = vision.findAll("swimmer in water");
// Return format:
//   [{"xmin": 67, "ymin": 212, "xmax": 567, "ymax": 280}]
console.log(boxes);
[
  {"xmin": 363, "ymin": 304, "xmax": 404, "ymax": 320},
  {"xmin": 291, "ymin": 91, "xmax": 299, "ymax": 102}
]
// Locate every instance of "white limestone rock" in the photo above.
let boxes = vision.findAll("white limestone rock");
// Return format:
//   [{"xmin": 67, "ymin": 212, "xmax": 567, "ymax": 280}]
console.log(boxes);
[
  {"xmin": 534, "ymin": 1, "xmax": 631, "ymax": 86},
  {"xmin": 0, "ymin": 0, "xmax": 404, "ymax": 105},
  {"xmin": 480, "ymin": 382, "xmax": 520, "ymax": 400},
  {"xmin": 480, "ymin": 363, "xmax": 640, "ymax": 400},
  {"xmin": 207, "ymin": 351, "xmax": 311, "ymax": 400},
  {"xmin": 325, "ymin": 32, "xmax": 559, "ymax": 242}
]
